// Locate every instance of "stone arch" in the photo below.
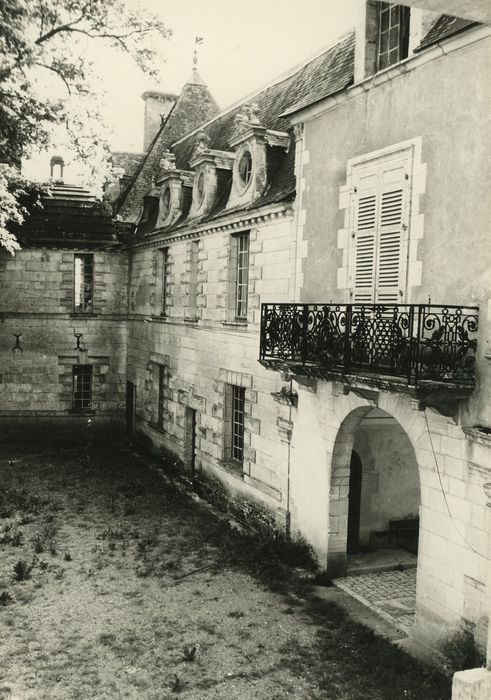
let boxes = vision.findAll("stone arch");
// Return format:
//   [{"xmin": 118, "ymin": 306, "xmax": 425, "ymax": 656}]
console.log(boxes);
[{"xmin": 327, "ymin": 401, "xmax": 422, "ymax": 578}]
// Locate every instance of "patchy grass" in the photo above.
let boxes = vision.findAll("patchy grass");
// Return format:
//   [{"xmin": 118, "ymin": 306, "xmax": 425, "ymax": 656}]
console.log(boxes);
[{"xmin": 0, "ymin": 444, "xmax": 451, "ymax": 699}]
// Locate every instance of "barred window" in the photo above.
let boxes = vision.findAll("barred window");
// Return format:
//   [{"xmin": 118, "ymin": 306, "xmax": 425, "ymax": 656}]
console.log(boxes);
[
  {"xmin": 157, "ymin": 364, "xmax": 166, "ymax": 427},
  {"xmin": 72, "ymin": 366, "xmax": 92, "ymax": 410},
  {"xmin": 235, "ymin": 233, "xmax": 249, "ymax": 319},
  {"xmin": 231, "ymin": 385, "xmax": 245, "ymax": 462},
  {"xmin": 377, "ymin": 3, "xmax": 410, "ymax": 71},
  {"xmin": 74, "ymin": 254, "xmax": 94, "ymax": 313},
  {"xmin": 161, "ymin": 248, "xmax": 169, "ymax": 316}
]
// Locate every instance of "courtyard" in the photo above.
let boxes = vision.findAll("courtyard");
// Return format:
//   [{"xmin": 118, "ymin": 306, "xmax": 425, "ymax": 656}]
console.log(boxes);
[{"xmin": 0, "ymin": 444, "xmax": 451, "ymax": 699}]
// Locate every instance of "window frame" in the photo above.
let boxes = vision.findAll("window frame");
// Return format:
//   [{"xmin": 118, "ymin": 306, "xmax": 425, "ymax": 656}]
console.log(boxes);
[
  {"xmin": 160, "ymin": 247, "xmax": 169, "ymax": 317},
  {"xmin": 157, "ymin": 364, "xmax": 166, "ymax": 428},
  {"xmin": 224, "ymin": 384, "xmax": 246, "ymax": 465},
  {"xmin": 376, "ymin": 2, "xmax": 410, "ymax": 72},
  {"xmin": 233, "ymin": 232, "xmax": 250, "ymax": 320},
  {"xmin": 74, "ymin": 253, "xmax": 94, "ymax": 314},
  {"xmin": 72, "ymin": 365, "xmax": 93, "ymax": 411}
]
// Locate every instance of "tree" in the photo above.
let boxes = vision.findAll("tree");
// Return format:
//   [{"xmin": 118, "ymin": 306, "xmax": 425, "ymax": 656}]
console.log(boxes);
[{"xmin": 0, "ymin": 0, "xmax": 171, "ymax": 253}]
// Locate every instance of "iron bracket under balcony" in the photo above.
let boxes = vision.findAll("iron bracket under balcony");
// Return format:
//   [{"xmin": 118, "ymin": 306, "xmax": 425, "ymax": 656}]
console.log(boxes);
[{"xmin": 259, "ymin": 303, "xmax": 479, "ymax": 416}]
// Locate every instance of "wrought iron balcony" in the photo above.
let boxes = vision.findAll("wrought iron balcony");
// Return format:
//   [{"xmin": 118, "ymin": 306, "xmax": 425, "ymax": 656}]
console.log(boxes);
[{"xmin": 259, "ymin": 303, "xmax": 478, "ymax": 387}]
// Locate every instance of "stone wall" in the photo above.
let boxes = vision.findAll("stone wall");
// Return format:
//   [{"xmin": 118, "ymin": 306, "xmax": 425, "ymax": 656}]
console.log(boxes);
[
  {"xmin": 286, "ymin": 378, "xmax": 490, "ymax": 651},
  {"xmin": 0, "ymin": 247, "xmax": 128, "ymax": 439},
  {"xmin": 126, "ymin": 211, "xmax": 296, "ymax": 522}
]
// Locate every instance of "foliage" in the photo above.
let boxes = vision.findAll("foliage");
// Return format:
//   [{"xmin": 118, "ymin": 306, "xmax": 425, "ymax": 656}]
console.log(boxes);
[
  {"xmin": 442, "ymin": 628, "xmax": 485, "ymax": 674},
  {"xmin": 0, "ymin": 591, "xmax": 14, "ymax": 607},
  {"xmin": 0, "ymin": 0, "xmax": 171, "ymax": 252},
  {"xmin": 13, "ymin": 559, "xmax": 33, "ymax": 581}
]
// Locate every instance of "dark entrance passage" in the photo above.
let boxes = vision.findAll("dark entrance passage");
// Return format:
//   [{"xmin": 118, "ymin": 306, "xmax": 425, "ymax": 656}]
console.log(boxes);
[
  {"xmin": 347, "ymin": 450, "xmax": 362, "ymax": 554},
  {"xmin": 125, "ymin": 381, "xmax": 136, "ymax": 436}
]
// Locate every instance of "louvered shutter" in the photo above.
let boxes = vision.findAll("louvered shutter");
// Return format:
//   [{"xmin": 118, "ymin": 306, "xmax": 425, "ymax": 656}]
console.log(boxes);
[
  {"xmin": 352, "ymin": 171, "xmax": 377, "ymax": 303},
  {"xmin": 351, "ymin": 155, "xmax": 409, "ymax": 304},
  {"xmin": 375, "ymin": 160, "xmax": 407, "ymax": 304}
]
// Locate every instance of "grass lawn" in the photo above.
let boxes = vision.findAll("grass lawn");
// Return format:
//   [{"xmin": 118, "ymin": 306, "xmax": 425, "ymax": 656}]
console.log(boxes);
[{"xmin": 0, "ymin": 444, "xmax": 452, "ymax": 699}]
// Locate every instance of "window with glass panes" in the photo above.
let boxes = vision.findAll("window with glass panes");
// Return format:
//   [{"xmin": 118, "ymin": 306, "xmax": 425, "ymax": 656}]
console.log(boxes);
[
  {"xmin": 377, "ymin": 3, "xmax": 410, "ymax": 71},
  {"xmin": 235, "ymin": 233, "xmax": 249, "ymax": 319},
  {"xmin": 74, "ymin": 254, "xmax": 94, "ymax": 313},
  {"xmin": 231, "ymin": 386, "xmax": 245, "ymax": 462},
  {"xmin": 72, "ymin": 366, "xmax": 92, "ymax": 410},
  {"xmin": 157, "ymin": 364, "xmax": 166, "ymax": 427},
  {"xmin": 161, "ymin": 248, "xmax": 169, "ymax": 315}
]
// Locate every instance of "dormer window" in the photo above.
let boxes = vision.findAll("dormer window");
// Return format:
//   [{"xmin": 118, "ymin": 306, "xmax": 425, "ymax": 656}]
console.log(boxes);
[
  {"xmin": 238, "ymin": 151, "xmax": 253, "ymax": 190},
  {"xmin": 377, "ymin": 2, "xmax": 410, "ymax": 70}
]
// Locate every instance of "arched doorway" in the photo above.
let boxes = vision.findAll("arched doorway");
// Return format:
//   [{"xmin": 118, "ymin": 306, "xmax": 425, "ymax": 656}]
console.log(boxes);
[{"xmin": 328, "ymin": 407, "xmax": 420, "ymax": 578}]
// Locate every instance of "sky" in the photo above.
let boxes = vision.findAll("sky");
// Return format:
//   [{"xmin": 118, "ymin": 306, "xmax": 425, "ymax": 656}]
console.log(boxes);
[
  {"xmin": 101, "ymin": 0, "xmax": 359, "ymax": 152},
  {"xmin": 24, "ymin": 0, "xmax": 359, "ymax": 181}
]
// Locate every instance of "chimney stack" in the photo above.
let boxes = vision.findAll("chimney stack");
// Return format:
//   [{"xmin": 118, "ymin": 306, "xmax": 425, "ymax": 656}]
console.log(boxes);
[{"xmin": 141, "ymin": 91, "xmax": 177, "ymax": 151}]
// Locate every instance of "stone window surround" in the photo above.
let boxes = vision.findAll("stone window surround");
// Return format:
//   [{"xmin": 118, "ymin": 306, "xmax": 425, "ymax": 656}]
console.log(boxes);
[
  {"xmin": 337, "ymin": 137, "xmax": 426, "ymax": 304},
  {"xmin": 217, "ymin": 368, "xmax": 256, "ymax": 477}
]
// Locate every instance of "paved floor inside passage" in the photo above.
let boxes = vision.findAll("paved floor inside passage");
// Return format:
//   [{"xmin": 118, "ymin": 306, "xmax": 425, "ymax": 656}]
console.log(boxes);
[{"xmin": 333, "ymin": 568, "xmax": 417, "ymax": 636}]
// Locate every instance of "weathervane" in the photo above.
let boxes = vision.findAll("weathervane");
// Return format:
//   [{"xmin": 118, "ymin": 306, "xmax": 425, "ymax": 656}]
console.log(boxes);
[{"xmin": 193, "ymin": 36, "xmax": 204, "ymax": 70}]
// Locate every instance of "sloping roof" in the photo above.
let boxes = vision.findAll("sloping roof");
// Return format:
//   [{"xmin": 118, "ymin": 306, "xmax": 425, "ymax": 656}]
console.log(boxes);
[
  {"xmin": 416, "ymin": 14, "xmax": 478, "ymax": 51},
  {"xmin": 117, "ymin": 74, "xmax": 220, "ymax": 222},
  {"xmin": 111, "ymin": 151, "xmax": 145, "ymax": 179},
  {"xmin": 133, "ymin": 32, "xmax": 355, "ymax": 236},
  {"xmin": 15, "ymin": 183, "xmax": 128, "ymax": 248}
]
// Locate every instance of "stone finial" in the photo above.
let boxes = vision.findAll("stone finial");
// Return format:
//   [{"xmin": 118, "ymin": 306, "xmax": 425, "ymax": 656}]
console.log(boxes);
[
  {"xmin": 193, "ymin": 130, "xmax": 211, "ymax": 156},
  {"xmin": 159, "ymin": 151, "xmax": 176, "ymax": 172}
]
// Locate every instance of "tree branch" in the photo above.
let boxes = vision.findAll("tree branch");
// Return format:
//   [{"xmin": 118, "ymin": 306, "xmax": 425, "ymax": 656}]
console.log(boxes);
[{"xmin": 34, "ymin": 62, "xmax": 72, "ymax": 94}]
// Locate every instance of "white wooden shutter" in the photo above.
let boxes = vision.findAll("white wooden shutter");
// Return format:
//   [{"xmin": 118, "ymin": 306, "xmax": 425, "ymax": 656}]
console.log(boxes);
[
  {"xmin": 352, "ymin": 171, "xmax": 377, "ymax": 303},
  {"xmin": 351, "ymin": 153, "xmax": 409, "ymax": 305},
  {"xmin": 376, "ymin": 160, "xmax": 407, "ymax": 304}
]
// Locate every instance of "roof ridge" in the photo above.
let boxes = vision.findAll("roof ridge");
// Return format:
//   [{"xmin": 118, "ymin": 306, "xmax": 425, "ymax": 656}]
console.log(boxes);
[{"xmin": 170, "ymin": 29, "xmax": 355, "ymax": 150}]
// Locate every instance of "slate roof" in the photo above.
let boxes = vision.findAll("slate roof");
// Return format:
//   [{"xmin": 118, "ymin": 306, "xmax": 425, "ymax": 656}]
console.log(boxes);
[
  {"xmin": 16, "ymin": 184, "xmax": 128, "ymax": 248},
  {"xmin": 132, "ymin": 32, "xmax": 355, "ymax": 237},
  {"xmin": 111, "ymin": 151, "xmax": 145, "ymax": 179},
  {"xmin": 416, "ymin": 15, "xmax": 478, "ymax": 51},
  {"xmin": 116, "ymin": 74, "xmax": 221, "ymax": 223}
]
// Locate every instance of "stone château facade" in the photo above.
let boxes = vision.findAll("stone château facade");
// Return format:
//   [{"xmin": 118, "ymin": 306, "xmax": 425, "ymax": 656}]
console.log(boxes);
[{"xmin": 1, "ymin": 2, "xmax": 490, "ymax": 665}]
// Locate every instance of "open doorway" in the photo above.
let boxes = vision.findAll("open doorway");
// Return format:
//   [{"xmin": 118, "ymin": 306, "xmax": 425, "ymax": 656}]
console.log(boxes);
[{"xmin": 329, "ymin": 407, "xmax": 420, "ymax": 577}]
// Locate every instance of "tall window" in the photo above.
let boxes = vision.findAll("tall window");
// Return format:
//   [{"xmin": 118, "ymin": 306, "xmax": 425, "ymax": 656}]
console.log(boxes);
[
  {"xmin": 234, "ymin": 232, "xmax": 249, "ymax": 319},
  {"xmin": 188, "ymin": 240, "xmax": 199, "ymax": 318},
  {"xmin": 231, "ymin": 386, "xmax": 245, "ymax": 462},
  {"xmin": 161, "ymin": 248, "xmax": 169, "ymax": 316},
  {"xmin": 72, "ymin": 366, "xmax": 92, "ymax": 410},
  {"xmin": 377, "ymin": 3, "xmax": 410, "ymax": 71},
  {"xmin": 74, "ymin": 254, "xmax": 94, "ymax": 313},
  {"xmin": 157, "ymin": 364, "xmax": 166, "ymax": 428}
]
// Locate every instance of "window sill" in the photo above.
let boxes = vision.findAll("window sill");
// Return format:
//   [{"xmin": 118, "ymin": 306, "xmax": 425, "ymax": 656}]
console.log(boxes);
[
  {"xmin": 183, "ymin": 317, "xmax": 199, "ymax": 324},
  {"xmin": 69, "ymin": 409, "xmax": 96, "ymax": 416},
  {"xmin": 70, "ymin": 312, "xmax": 98, "ymax": 318},
  {"xmin": 220, "ymin": 459, "xmax": 245, "ymax": 479},
  {"xmin": 221, "ymin": 320, "xmax": 248, "ymax": 328}
]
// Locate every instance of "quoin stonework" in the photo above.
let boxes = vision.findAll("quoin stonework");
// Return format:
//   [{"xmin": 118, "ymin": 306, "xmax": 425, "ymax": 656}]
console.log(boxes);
[{"xmin": 1, "ymin": 2, "xmax": 491, "ymax": 690}]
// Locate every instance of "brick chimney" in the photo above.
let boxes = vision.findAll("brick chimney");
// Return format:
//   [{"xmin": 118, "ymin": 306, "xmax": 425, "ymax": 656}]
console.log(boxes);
[{"xmin": 141, "ymin": 91, "xmax": 177, "ymax": 151}]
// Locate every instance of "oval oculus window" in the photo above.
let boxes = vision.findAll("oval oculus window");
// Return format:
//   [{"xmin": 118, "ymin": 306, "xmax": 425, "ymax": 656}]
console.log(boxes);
[
  {"xmin": 238, "ymin": 150, "xmax": 253, "ymax": 190},
  {"xmin": 196, "ymin": 171, "xmax": 206, "ymax": 206},
  {"xmin": 160, "ymin": 187, "xmax": 171, "ymax": 220}
]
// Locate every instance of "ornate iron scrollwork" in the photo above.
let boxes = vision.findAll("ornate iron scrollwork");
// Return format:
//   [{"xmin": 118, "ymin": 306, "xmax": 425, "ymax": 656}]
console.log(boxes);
[{"xmin": 260, "ymin": 302, "xmax": 478, "ymax": 386}]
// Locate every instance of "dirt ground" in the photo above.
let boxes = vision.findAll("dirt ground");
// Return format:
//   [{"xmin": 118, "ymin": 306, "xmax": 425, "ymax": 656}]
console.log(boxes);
[{"xmin": 0, "ymin": 444, "xmax": 451, "ymax": 700}]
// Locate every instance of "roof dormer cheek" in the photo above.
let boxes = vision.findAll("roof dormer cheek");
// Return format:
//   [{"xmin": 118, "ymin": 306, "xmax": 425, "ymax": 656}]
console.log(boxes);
[
  {"xmin": 155, "ymin": 151, "xmax": 194, "ymax": 228},
  {"xmin": 188, "ymin": 132, "xmax": 234, "ymax": 220}
]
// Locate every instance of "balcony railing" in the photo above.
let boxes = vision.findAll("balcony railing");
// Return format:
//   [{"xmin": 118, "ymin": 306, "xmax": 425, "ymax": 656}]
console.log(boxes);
[{"xmin": 260, "ymin": 303, "xmax": 479, "ymax": 386}]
